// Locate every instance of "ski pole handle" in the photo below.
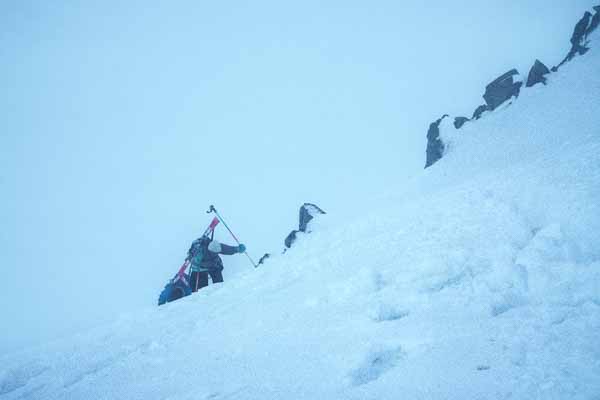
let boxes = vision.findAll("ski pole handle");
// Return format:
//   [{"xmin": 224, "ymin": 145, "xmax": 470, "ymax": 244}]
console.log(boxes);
[
  {"xmin": 210, "ymin": 207, "xmax": 240, "ymax": 243},
  {"xmin": 208, "ymin": 205, "xmax": 258, "ymax": 268}
]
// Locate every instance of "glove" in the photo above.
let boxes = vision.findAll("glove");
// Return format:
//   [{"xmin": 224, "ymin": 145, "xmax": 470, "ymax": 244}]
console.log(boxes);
[{"xmin": 237, "ymin": 244, "xmax": 246, "ymax": 253}]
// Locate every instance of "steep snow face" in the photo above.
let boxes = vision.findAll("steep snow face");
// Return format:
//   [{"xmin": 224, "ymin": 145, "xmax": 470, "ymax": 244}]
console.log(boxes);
[{"xmin": 2, "ymin": 27, "xmax": 600, "ymax": 400}]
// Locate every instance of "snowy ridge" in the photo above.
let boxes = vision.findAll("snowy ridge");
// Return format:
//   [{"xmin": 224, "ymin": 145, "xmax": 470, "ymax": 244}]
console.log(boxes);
[
  {"xmin": 425, "ymin": 4, "xmax": 600, "ymax": 168},
  {"xmin": 2, "ymin": 17, "xmax": 600, "ymax": 400}
]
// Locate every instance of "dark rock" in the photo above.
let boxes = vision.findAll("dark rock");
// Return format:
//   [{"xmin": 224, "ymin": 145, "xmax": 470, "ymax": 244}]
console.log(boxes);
[
  {"xmin": 424, "ymin": 114, "xmax": 449, "ymax": 169},
  {"xmin": 472, "ymin": 104, "xmax": 488, "ymax": 120},
  {"xmin": 571, "ymin": 11, "xmax": 593, "ymax": 47},
  {"xmin": 454, "ymin": 116, "xmax": 470, "ymax": 129},
  {"xmin": 258, "ymin": 253, "xmax": 271, "ymax": 265},
  {"xmin": 298, "ymin": 203, "xmax": 326, "ymax": 232},
  {"xmin": 483, "ymin": 69, "xmax": 522, "ymax": 110},
  {"xmin": 587, "ymin": 7, "xmax": 600, "ymax": 36},
  {"xmin": 284, "ymin": 203, "xmax": 326, "ymax": 249},
  {"xmin": 285, "ymin": 230, "xmax": 298, "ymax": 249},
  {"xmin": 554, "ymin": 11, "xmax": 594, "ymax": 70},
  {"xmin": 526, "ymin": 59, "xmax": 551, "ymax": 87},
  {"xmin": 422, "ymin": 5, "xmax": 600, "ymax": 174}
]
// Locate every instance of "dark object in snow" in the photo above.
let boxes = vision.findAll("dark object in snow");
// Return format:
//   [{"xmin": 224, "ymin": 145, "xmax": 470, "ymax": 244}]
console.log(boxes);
[
  {"xmin": 526, "ymin": 60, "xmax": 551, "ymax": 87},
  {"xmin": 284, "ymin": 203, "xmax": 326, "ymax": 249},
  {"xmin": 258, "ymin": 253, "xmax": 271, "ymax": 265},
  {"xmin": 472, "ymin": 104, "xmax": 488, "ymax": 120},
  {"xmin": 553, "ymin": 10, "xmax": 597, "ymax": 71},
  {"xmin": 299, "ymin": 203, "xmax": 325, "ymax": 232},
  {"xmin": 424, "ymin": 114, "xmax": 449, "ymax": 169},
  {"xmin": 483, "ymin": 69, "xmax": 522, "ymax": 111},
  {"xmin": 477, "ymin": 365, "xmax": 491, "ymax": 371},
  {"xmin": 421, "ymin": 5, "xmax": 600, "ymax": 170},
  {"xmin": 284, "ymin": 231, "xmax": 298, "ymax": 249},
  {"xmin": 588, "ymin": 7, "xmax": 600, "ymax": 36},
  {"xmin": 454, "ymin": 116, "xmax": 469, "ymax": 129},
  {"xmin": 571, "ymin": 11, "xmax": 593, "ymax": 50}
]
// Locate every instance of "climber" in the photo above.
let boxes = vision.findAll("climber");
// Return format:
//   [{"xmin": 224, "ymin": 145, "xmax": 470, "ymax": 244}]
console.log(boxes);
[{"xmin": 186, "ymin": 236, "xmax": 246, "ymax": 291}]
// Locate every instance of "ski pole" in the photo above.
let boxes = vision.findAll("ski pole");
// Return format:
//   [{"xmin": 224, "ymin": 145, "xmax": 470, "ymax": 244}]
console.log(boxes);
[{"xmin": 206, "ymin": 205, "xmax": 258, "ymax": 268}]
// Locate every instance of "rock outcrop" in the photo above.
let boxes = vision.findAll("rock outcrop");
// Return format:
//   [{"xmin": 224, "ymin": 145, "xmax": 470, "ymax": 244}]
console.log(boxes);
[
  {"xmin": 284, "ymin": 203, "xmax": 326, "ymax": 249},
  {"xmin": 553, "ymin": 8, "xmax": 600, "ymax": 71},
  {"xmin": 423, "ymin": 5, "xmax": 599, "ymax": 169},
  {"xmin": 472, "ymin": 104, "xmax": 488, "ymax": 120},
  {"xmin": 258, "ymin": 253, "xmax": 271, "ymax": 265},
  {"xmin": 526, "ymin": 59, "xmax": 551, "ymax": 87},
  {"xmin": 454, "ymin": 117, "xmax": 470, "ymax": 129},
  {"xmin": 483, "ymin": 69, "xmax": 523, "ymax": 111},
  {"xmin": 424, "ymin": 115, "xmax": 449, "ymax": 168}
]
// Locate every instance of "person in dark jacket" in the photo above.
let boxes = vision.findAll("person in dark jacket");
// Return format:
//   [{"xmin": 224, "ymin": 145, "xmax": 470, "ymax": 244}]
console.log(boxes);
[{"xmin": 186, "ymin": 236, "xmax": 246, "ymax": 292}]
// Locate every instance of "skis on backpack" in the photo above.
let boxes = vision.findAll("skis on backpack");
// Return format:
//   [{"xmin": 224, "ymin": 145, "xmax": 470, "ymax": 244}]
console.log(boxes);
[{"xmin": 157, "ymin": 217, "xmax": 220, "ymax": 305}]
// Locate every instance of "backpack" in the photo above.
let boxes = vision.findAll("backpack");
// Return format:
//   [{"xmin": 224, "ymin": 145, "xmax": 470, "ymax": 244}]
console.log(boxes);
[
  {"xmin": 188, "ymin": 236, "xmax": 210, "ymax": 266},
  {"xmin": 188, "ymin": 236, "xmax": 224, "ymax": 271}
]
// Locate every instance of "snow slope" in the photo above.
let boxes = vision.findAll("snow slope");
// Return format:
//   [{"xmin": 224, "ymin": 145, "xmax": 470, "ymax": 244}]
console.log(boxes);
[{"xmin": 2, "ymin": 22, "xmax": 600, "ymax": 400}]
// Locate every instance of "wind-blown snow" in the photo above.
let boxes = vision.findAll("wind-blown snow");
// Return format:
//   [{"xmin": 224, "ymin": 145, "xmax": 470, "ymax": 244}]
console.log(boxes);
[{"xmin": 2, "ymin": 25, "xmax": 600, "ymax": 400}]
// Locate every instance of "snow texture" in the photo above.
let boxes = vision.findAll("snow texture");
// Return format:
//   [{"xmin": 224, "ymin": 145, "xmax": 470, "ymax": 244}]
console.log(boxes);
[{"xmin": 2, "ymin": 17, "xmax": 600, "ymax": 400}]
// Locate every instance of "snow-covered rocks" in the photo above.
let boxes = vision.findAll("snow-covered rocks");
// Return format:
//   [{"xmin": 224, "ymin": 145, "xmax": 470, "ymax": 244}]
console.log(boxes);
[{"xmin": 424, "ymin": 5, "xmax": 600, "ymax": 169}]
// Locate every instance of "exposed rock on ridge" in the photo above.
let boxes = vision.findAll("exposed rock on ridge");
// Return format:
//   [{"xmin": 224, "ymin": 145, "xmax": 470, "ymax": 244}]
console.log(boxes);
[
  {"xmin": 425, "ymin": 115, "xmax": 449, "ymax": 169},
  {"xmin": 424, "ymin": 5, "xmax": 600, "ymax": 169},
  {"xmin": 526, "ymin": 60, "xmax": 551, "ymax": 88}
]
